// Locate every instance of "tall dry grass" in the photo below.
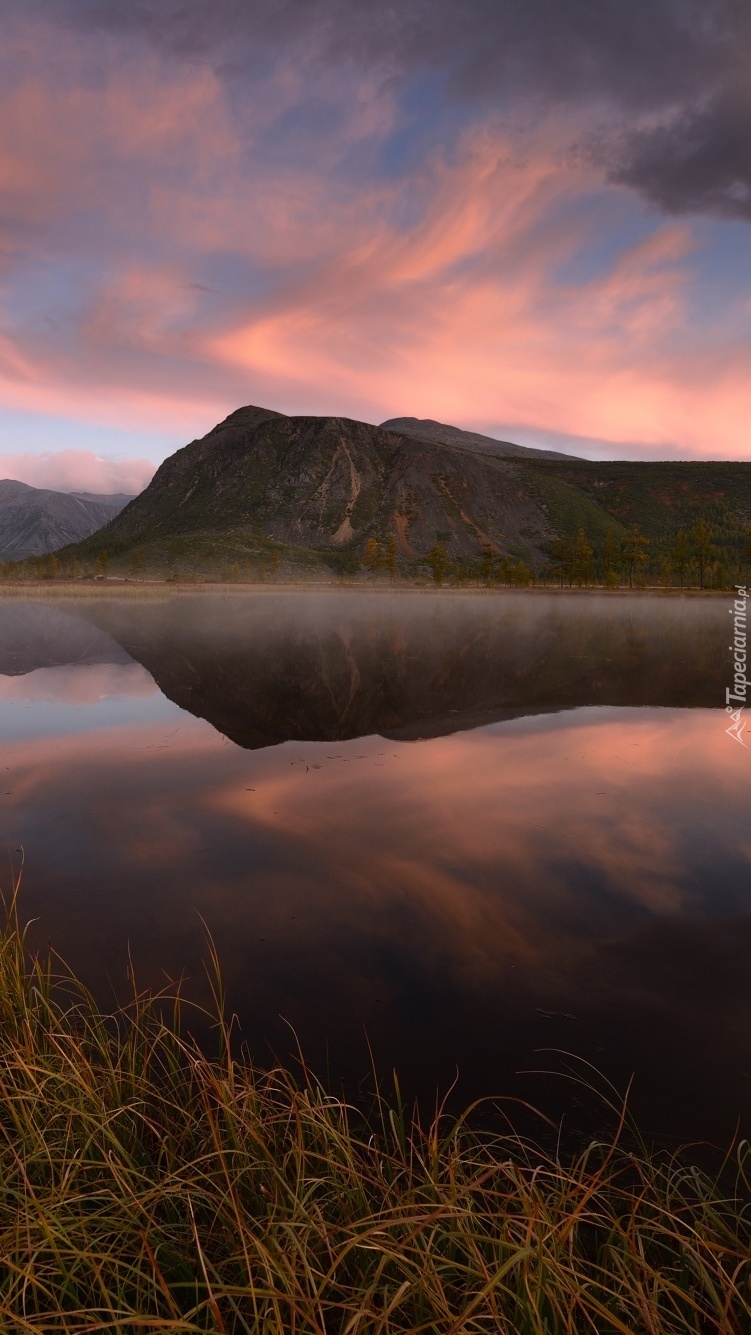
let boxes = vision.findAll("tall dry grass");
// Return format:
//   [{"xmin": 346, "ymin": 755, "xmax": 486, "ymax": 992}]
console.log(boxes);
[{"xmin": 0, "ymin": 874, "xmax": 749, "ymax": 1332}]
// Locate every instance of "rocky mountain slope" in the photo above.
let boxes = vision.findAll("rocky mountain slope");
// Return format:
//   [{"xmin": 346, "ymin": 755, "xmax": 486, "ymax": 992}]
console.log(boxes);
[
  {"xmin": 62, "ymin": 405, "xmax": 563, "ymax": 570},
  {"xmin": 49, "ymin": 405, "xmax": 751, "ymax": 577},
  {"xmin": 380, "ymin": 417, "xmax": 577, "ymax": 461},
  {"xmin": 0, "ymin": 480, "xmax": 134, "ymax": 561}
]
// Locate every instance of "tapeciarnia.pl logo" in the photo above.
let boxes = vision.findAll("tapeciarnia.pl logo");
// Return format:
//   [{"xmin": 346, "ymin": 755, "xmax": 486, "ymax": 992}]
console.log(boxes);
[{"xmin": 726, "ymin": 585, "xmax": 748, "ymax": 746}]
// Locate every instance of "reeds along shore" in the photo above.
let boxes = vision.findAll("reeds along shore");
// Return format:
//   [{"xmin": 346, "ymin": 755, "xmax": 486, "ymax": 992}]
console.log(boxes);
[{"xmin": 0, "ymin": 888, "xmax": 749, "ymax": 1333}]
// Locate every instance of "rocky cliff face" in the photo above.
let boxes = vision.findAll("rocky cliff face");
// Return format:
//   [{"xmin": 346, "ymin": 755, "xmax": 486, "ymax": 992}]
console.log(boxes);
[
  {"xmin": 70, "ymin": 406, "xmax": 558, "ymax": 566},
  {"xmin": 0, "ymin": 480, "xmax": 134, "ymax": 560}
]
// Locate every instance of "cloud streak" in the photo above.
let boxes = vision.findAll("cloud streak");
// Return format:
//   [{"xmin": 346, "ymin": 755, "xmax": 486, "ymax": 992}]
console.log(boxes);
[
  {"xmin": 0, "ymin": 1, "xmax": 748, "ymax": 461},
  {"xmin": 49, "ymin": 0, "xmax": 751, "ymax": 221}
]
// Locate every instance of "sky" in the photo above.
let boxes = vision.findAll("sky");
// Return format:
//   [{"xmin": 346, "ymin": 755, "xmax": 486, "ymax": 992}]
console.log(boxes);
[{"xmin": 1, "ymin": 0, "xmax": 751, "ymax": 492}]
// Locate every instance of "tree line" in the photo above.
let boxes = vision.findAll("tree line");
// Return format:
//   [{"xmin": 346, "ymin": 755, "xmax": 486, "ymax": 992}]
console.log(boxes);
[
  {"xmin": 547, "ymin": 516, "xmax": 748, "ymax": 589},
  {"xmin": 360, "ymin": 515, "xmax": 751, "ymax": 588},
  {"xmin": 2, "ymin": 513, "xmax": 748, "ymax": 587},
  {"xmin": 361, "ymin": 536, "xmax": 534, "ymax": 586}
]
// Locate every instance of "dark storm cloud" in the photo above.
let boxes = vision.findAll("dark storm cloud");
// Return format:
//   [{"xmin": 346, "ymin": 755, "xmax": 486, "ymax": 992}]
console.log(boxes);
[
  {"xmin": 32, "ymin": 0, "xmax": 751, "ymax": 222},
  {"xmin": 606, "ymin": 91, "xmax": 751, "ymax": 222},
  {"xmin": 34, "ymin": 0, "xmax": 736, "ymax": 100}
]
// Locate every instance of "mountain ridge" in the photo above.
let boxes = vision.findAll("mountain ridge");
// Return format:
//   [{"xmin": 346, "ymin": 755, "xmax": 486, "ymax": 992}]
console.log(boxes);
[
  {"xmin": 379, "ymin": 417, "xmax": 579, "ymax": 461},
  {"xmin": 0, "ymin": 480, "xmax": 135, "ymax": 561}
]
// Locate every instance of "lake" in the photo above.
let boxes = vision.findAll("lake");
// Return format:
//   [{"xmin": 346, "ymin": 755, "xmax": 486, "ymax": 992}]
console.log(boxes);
[{"xmin": 1, "ymin": 589, "xmax": 749, "ymax": 1146}]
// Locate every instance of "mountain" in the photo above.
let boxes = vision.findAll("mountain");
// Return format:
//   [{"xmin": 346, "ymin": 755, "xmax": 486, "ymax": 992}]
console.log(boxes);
[
  {"xmin": 49, "ymin": 405, "xmax": 751, "ymax": 578},
  {"xmin": 379, "ymin": 416, "xmax": 578, "ymax": 461},
  {"xmin": 0, "ymin": 480, "xmax": 135, "ymax": 561},
  {"xmin": 57, "ymin": 405, "xmax": 561, "ymax": 571}
]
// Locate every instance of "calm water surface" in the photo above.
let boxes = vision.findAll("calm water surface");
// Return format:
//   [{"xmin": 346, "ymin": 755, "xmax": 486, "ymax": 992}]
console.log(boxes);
[{"xmin": 1, "ymin": 591, "xmax": 749, "ymax": 1145}]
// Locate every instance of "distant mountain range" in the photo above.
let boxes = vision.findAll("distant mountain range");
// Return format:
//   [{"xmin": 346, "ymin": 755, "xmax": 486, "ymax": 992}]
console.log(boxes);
[
  {"xmin": 0, "ymin": 480, "xmax": 135, "ymax": 561},
  {"xmin": 14, "ymin": 405, "xmax": 751, "ymax": 578}
]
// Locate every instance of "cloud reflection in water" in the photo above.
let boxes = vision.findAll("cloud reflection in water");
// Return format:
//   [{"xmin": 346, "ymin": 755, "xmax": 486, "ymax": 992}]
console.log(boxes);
[{"xmin": 1, "ymin": 671, "xmax": 749, "ymax": 1142}]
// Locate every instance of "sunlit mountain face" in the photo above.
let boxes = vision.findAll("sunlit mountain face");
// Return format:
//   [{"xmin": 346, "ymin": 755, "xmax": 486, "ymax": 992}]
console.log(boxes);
[
  {"xmin": 1, "ymin": 0, "xmax": 750, "ymax": 488},
  {"xmin": 2, "ymin": 591, "xmax": 749, "ymax": 1147}
]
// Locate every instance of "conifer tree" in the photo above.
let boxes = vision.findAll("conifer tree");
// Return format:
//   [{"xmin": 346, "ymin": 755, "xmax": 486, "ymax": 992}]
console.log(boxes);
[
  {"xmin": 691, "ymin": 517, "xmax": 715, "ymax": 590},
  {"xmin": 571, "ymin": 528, "xmax": 594, "ymax": 586},
  {"xmin": 601, "ymin": 531, "xmax": 620, "ymax": 585},
  {"xmin": 621, "ymin": 526, "xmax": 650, "ymax": 588},
  {"xmin": 479, "ymin": 543, "xmax": 495, "ymax": 585},
  {"xmin": 672, "ymin": 530, "xmax": 690, "ymax": 588},
  {"xmin": 426, "ymin": 540, "xmax": 450, "ymax": 585},
  {"xmin": 362, "ymin": 537, "xmax": 382, "ymax": 573},
  {"xmin": 549, "ymin": 536, "xmax": 573, "ymax": 587}
]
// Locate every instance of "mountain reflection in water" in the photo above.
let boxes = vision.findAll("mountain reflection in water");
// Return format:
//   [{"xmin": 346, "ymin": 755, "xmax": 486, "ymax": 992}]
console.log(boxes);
[
  {"xmin": 80, "ymin": 590, "xmax": 725, "ymax": 745},
  {"xmin": 0, "ymin": 591, "xmax": 748, "ymax": 1147}
]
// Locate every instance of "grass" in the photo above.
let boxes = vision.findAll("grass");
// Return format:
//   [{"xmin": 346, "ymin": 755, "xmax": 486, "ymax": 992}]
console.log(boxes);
[{"xmin": 0, "ymin": 876, "xmax": 749, "ymax": 1333}]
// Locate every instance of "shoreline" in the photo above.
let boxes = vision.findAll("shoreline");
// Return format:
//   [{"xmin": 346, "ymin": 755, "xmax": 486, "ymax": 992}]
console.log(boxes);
[{"xmin": 0, "ymin": 578, "xmax": 735, "ymax": 598}]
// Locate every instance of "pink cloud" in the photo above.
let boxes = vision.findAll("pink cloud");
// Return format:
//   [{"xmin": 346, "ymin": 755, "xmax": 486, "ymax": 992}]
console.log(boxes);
[
  {"xmin": 0, "ymin": 17, "xmax": 749, "ymax": 460},
  {"xmin": 0, "ymin": 450, "xmax": 154, "ymax": 494},
  {"xmin": 211, "ymin": 134, "xmax": 751, "ymax": 458}
]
